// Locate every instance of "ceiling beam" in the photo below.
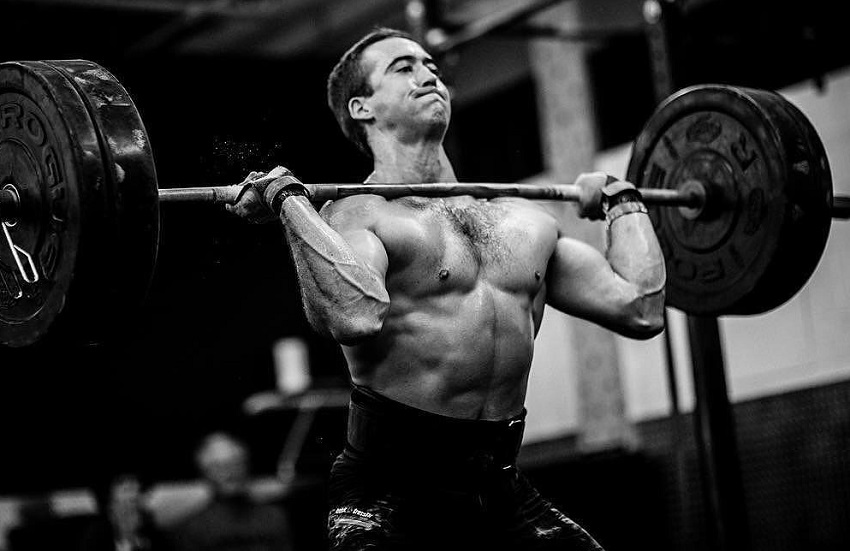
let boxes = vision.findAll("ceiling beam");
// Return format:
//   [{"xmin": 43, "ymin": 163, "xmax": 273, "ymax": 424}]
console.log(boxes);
[{"xmin": 1, "ymin": 0, "xmax": 315, "ymax": 19}]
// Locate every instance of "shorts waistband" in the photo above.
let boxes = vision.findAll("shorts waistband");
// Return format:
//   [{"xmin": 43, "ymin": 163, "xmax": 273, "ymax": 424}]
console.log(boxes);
[{"xmin": 346, "ymin": 385, "xmax": 526, "ymax": 468}]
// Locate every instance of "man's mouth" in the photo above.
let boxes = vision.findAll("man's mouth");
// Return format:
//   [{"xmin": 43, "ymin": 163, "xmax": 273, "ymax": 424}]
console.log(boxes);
[{"xmin": 413, "ymin": 88, "xmax": 445, "ymax": 101}]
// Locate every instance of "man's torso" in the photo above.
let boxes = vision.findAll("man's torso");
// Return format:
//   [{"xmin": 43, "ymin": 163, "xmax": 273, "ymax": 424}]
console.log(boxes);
[{"xmin": 323, "ymin": 194, "xmax": 561, "ymax": 420}]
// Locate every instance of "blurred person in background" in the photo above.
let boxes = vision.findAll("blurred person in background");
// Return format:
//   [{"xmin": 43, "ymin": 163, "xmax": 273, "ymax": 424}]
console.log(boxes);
[
  {"xmin": 79, "ymin": 471, "xmax": 172, "ymax": 551},
  {"xmin": 168, "ymin": 431, "xmax": 293, "ymax": 551}
]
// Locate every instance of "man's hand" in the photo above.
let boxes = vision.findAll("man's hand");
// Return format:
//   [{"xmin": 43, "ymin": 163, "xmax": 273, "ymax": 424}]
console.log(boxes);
[
  {"xmin": 575, "ymin": 172, "xmax": 641, "ymax": 221},
  {"xmin": 225, "ymin": 166, "xmax": 310, "ymax": 224}
]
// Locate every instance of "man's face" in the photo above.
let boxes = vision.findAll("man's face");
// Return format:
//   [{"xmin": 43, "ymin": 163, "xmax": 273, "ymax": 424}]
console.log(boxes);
[{"xmin": 356, "ymin": 37, "xmax": 451, "ymax": 140}]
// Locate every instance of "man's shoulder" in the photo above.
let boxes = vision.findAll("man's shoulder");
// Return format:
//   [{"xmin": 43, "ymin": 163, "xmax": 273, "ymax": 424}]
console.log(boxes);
[
  {"xmin": 320, "ymin": 193, "xmax": 391, "ymax": 225},
  {"xmin": 493, "ymin": 196, "xmax": 560, "ymax": 222}
]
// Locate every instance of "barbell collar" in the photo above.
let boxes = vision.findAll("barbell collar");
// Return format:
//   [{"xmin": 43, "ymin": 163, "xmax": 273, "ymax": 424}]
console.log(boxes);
[{"xmin": 832, "ymin": 195, "xmax": 850, "ymax": 219}]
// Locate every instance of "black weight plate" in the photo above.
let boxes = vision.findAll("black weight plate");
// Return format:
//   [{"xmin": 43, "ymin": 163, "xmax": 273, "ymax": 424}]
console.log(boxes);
[
  {"xmin": 0, "ymin": 61, "xmax": 109, "ymax": 347},
  {"xmin": 46, "ymin": 60, "xmax": 160, "ymax": 343},
  {"xmin": 627, "ymin": 84, "xmax": 832, "ymax": 316}
]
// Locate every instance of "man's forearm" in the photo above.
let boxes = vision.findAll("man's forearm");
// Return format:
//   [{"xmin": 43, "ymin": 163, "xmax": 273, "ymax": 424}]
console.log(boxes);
[
  {"xmin": 606, "ymin": 207, "xmax": 667, "ymax": 330},
  {"xmin": 606, "ymin": 208, "xmax": 666, "ymax": 294},
  {"xmin": 279, "ymin": 197, "xmax": 390, "ymax": 343}
]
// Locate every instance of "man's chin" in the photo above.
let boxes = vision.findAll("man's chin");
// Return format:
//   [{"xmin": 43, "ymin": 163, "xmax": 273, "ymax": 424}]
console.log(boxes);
[
  {"xmin": 420, "ymin": 117, "xmax": 449, "ymax": 142},
  {"xmin": 394, "ymin": 109, "xmax": 450, "ymax": 141},
  {"xmin": 424, "ymin": 105, "xmax": 450, "ymax": 127}
]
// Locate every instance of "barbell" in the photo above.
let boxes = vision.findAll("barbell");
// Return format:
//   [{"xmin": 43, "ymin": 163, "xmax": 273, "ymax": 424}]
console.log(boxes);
[{"xmin": 0, "ymin": 59, "xmax": 848, "ymax": 348}]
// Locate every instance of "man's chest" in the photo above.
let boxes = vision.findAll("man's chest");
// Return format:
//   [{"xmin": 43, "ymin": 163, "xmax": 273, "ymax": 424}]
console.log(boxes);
[{"xmin": 378, "ymin": 197, "xmax": 557, "ymax": 289}]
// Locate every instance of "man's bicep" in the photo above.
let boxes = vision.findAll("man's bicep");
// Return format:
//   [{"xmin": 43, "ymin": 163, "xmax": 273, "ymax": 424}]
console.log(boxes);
[
  {"xmin": 321, "ymin": 198, "xmax": 390, "ymax": 280},
  {"xmin": 340, "ymin": 227, "xmax": 390, "ymax": 280},
  {"xmin": 545, "ymin": 237, "xmax": 636, "ymax": 324}
]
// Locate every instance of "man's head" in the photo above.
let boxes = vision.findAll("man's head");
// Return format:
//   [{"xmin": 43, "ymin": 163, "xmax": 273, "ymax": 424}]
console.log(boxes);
[
  {"xmin": 327, "ymin": 27, "xmax": 450, "ymax": 157},
  {"xmin": 194, "ymin": 431, "xmax": 250, "ymax": 498}
]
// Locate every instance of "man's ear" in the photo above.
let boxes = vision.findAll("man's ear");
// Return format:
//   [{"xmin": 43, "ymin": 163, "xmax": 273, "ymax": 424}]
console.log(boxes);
[{"xmin": 348, "ymin": 96, "xmax": 373, "ymax": 122}]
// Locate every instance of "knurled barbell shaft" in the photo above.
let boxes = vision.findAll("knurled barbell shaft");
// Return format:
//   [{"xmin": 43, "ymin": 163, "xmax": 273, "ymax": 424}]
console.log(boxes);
[
  {"xmin": 156, "ymin": 182, "xmax": 704, "ymax": 208},
  {"xmin": 156, "ymin": 181, "xmax": 850, "ymax": 219}
]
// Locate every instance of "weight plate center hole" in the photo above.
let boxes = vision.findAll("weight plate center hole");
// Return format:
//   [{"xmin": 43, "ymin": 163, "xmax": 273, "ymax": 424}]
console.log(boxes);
[
  {"xmin": 667, "ymin": 149, "xmax": 739, "ymax": 253},
  {"xmin": 2, "ymin": 183, "xmax": 21, "ymax": 227}
]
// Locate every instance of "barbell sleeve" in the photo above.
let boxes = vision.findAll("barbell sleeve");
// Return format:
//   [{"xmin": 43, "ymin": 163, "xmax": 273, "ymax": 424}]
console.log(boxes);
[{"xmin": 158, "ymin": 185, "xmax": 243, "ymax": 204}]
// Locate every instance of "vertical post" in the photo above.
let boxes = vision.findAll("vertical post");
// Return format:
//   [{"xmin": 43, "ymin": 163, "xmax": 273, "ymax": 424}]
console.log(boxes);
[
  {"xmin": 662, "ymin": 310, "xmax": 692, "ymax": 520},
  {"xmin": 643, "ymin": 0, "xmax": 682, "ymax": 102},
  {"xmin": 687, "ymin": 315, "xmax": 751, "ymax": 551},
  {"xmin": 405, "ymin": 0, "xmax": 445, "ymax": 46},
  {"xmin": 405, "ymin": 0, "xmax": 429, "ymax": 44},
  {"xmin": 529, "ymin": 2, "xmax": 636, "ymax": 452}
]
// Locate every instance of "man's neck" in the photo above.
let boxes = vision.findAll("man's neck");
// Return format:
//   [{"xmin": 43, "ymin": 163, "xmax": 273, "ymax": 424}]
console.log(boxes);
[{"xmin": 366, "ymin": 138, "xmax": 456, "ymax": 184}]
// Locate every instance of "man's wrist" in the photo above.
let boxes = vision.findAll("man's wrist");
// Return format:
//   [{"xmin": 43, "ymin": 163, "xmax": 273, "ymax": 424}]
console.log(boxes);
[
  {"xmin": 264, "ymin": 176, "xmax": 309, "ymax": 213},
  {"xmin": 600, "ymin": 180, "xmax": 643, "ymax": 215},
  {"xmin": 605, "ymin": 200, "xmax": 648, "ymax": 227}
]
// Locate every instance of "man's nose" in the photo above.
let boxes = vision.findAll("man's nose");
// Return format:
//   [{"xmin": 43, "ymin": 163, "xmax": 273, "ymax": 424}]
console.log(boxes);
[{"xmin": 416, "ymin": 65, "xmax": 439, "ymax": 87}]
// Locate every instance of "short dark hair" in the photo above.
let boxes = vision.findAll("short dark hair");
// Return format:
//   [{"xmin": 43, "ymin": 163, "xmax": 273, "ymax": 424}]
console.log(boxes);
[{"xmin": 326, "ymin": 27, "xmax": 418, "ymax": 158}]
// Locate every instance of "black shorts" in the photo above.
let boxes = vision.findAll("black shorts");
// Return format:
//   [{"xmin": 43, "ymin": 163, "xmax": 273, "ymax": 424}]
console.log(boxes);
[{"xmin": 327, "ymin": 385, "xmax": 605, "ymax": 551}]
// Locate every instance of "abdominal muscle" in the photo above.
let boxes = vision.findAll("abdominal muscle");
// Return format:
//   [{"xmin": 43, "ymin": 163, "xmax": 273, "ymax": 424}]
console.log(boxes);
[{"xmin": 341, "ymin": 280, "xmax": 539, "ymax": 421}]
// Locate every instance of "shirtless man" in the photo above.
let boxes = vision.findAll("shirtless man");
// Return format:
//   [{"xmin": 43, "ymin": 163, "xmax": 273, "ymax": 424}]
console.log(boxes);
[{"xmin": 230, "ymin": 27, "xmax": 665, "ymax": 551}]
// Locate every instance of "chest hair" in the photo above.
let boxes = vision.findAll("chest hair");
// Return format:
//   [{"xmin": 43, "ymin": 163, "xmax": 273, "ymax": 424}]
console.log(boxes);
[{"xmin": 405, "ymin": 198, "xmax": 509, "ymax": 264}]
